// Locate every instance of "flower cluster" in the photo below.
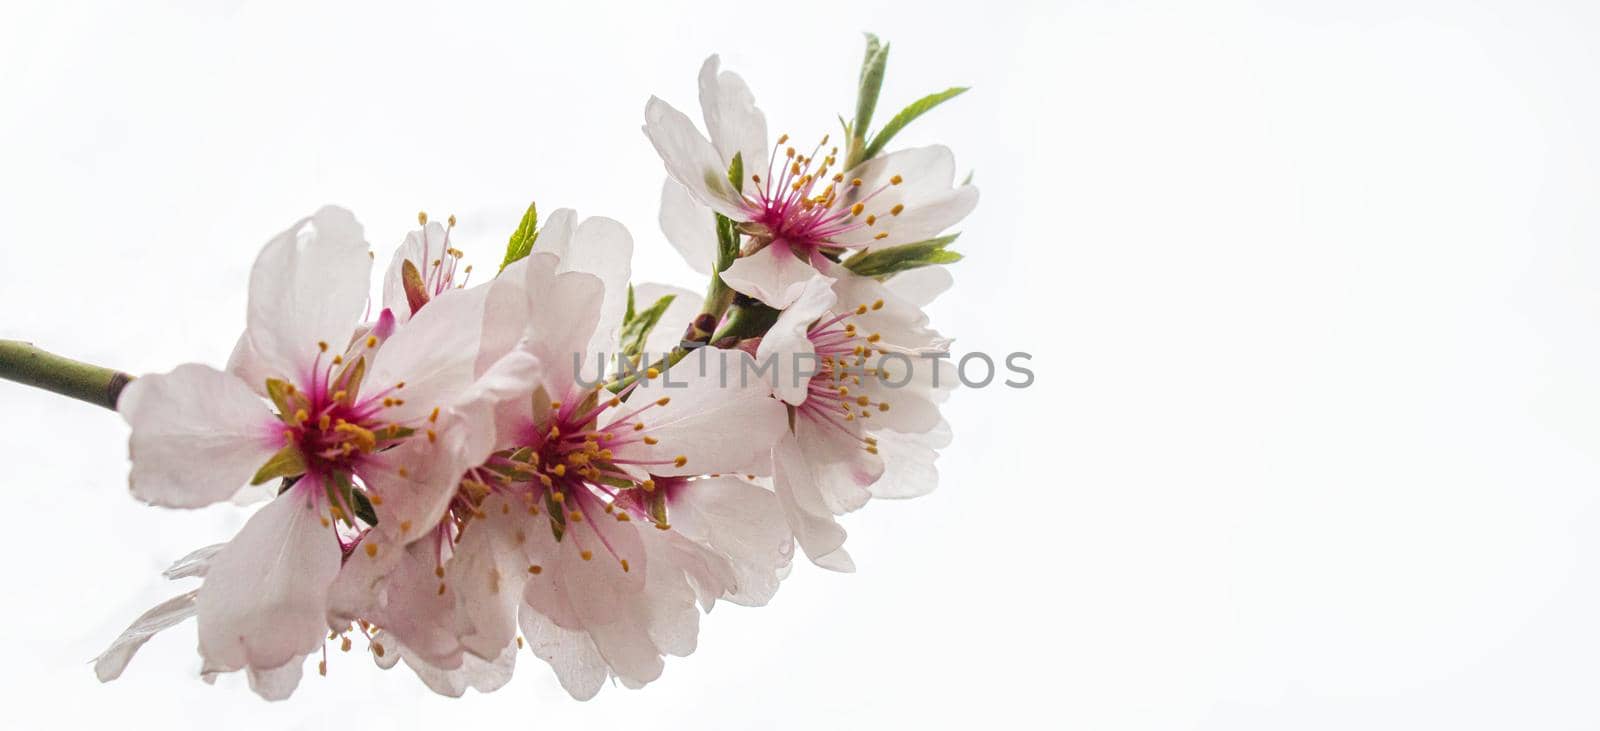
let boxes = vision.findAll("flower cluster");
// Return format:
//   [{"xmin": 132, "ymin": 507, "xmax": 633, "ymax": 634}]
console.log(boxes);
[{"xmin": 98, "ymin": 39, "xmax": 977, "ymax": 699}]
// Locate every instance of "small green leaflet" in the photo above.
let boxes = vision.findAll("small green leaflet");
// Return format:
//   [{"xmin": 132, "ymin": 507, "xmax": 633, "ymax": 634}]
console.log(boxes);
[
  {"xmin": 854, "ymin": 33, "xmax": 891, "ymax": 140},
  {"xmin": 250, "ymin": 445, "xmax": 306, "ymax": 485},
  {"xmin": 843, "ymin": 233, "xmax": 963, "ymax": 277},
  {"xmin": 620, "ymin": 292, "xmax": 678, "ymax": 360},
  {"xmin": 499, "ymin": 201, "xmax": 539, "ymax": 272},
  {"xmin": 861, "ymin": 87, "xmax": 969, "ymax": 161}
]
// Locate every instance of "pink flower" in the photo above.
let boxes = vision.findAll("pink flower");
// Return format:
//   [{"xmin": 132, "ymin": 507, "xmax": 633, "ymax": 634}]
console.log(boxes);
[
  {"xmin": 114, "ymin": 206, "xmax": 531, "ymax": 697},
  {"xmin": 645, "ymin": 55, "xmax": 978, "ymax": 307},
  {"xmin": 755, "ymin": 268, "xmax": 956, "ymax": 570}
]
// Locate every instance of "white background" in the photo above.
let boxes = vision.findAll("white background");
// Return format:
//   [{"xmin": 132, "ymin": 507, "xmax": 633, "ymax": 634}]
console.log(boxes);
[{"xmin": 2, "ymin": 0, "xmax": 1599, "ymax": 728}]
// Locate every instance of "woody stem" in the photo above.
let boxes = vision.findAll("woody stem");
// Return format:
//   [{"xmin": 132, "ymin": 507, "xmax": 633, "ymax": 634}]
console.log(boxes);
[{"xmin": 0, "ymin": 339, "xmax": 133, "ymax": 411}]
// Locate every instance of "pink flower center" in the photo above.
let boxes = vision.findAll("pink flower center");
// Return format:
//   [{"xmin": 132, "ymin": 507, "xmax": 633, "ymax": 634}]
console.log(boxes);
[{"xmin": 739, "ymin": 133, "xmax": 907, "ymax": 257}]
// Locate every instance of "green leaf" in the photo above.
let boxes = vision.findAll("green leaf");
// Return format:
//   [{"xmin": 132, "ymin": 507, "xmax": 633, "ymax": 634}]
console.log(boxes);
[
  {"xmin": 728, "ymin": 151, "xmax": 744, "ymax": 193},
  {"xmin": 499, "ymin": 201, "xmax": 539, "ymax": 272},
  {"xmin": 623, "ymin": 284, "xmax": 637, "ymax": 325},
  {"xmin": 861, "ymin": 87, "xmax": 969, "ymax": 160},
  {"xmin": 620, "ymin": 294, "xmax": 678, "ymax": 360},
  {"xmin": 715, "ymin": 213, "xmax": 739, "ymax": 272},
  {"xmin": 842, "ymin": 234, "xmax": 964, "ymax": 277},
  {"xmin": 250, "ymin": 445, "xmax": 306, "ymax": 485},
  {"xmin": 853, "ymin": 34, "xmax": 891, "ymax": 146}
]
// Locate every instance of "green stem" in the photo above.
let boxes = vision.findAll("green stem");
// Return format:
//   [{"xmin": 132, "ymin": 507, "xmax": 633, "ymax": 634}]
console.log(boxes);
[{"xmin": 0, "ymin": 340, "xmax": 132, "ymax": 411}]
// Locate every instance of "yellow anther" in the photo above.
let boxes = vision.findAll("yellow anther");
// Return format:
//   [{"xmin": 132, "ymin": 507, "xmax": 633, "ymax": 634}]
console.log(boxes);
[
  {"xmin": 528, "ymin": 564, "xmax": 542, "ymax": 574},
  {"xmin": 318, "ymin": 414, "xmax": 331, "ymax": 430},
  {"xmin": 552, "ymin": 463, "xmax": 566, "ymax": 477},
  {"xmin": 641, "ymin": 479, "xmax": 656, "ymax": 492},
  {"xmin": 418, "ymin": 211, "xmax": 428, "ymax": 225},
  {"xmin": 656, "ymin": 397, "xmax": 671, "ymax": 406},
  {"xmin": 890, "ymin": 174, "xmax": 903, "ymax": 185},
  {"xmin": 569, "ymin": 510, "xmax": 583, "ymax": 522},
  {"xmin": 856, "ymin": 304, "xmax": 869, "ymax": 315},
  {"xmin": 332, "ymin": 355, "xmax": 343, "ymax": 365},
  {"xmin": 318, "ymin": 660, "xmax": 327, "ymax": 676},
  {"xmin": 366, "ymin": 335, "xmax": 378, "ymax": 348},
  {"xmin": 364, "ymin": 543, "xmax": 378, "ymax": 558},
  {"xmin": 620, "ymin": 559, "xmax": 630, "ymax": 572},
  {"xmin": 634, "ymin": 422, "xmax": 645, "ymax": 431},
  {"xmin": 426, "ymin": 429, "xmax": 437, "ymax": 443},
  {"xmin": 879, "ymin": 403, "xmax": 890, "ymax": 412},
  {"xmin": 617, "ymin": 512, "xmax": 632, "ymax": 522},
  {"xmin": 643, "ymin": 436, "xmax": 659, "ymax": 445},
  {"xmin": 647, "ymin": 367, "xmax": 661, "ymax": 379},
  {"xmin": 447, "ymin": 214, "xmax": 456, "ymax": 227},
  {"xmin": 580, "ymin": 550, "xmax": 593, "ymax": 561},
  {"xmin": 548, "ymin": 425, "xmax": 561, "ymax": 439},
  {"xmin": 851, "ymin": 177, "xmax": 863, "ymax": 187},
  {"xmin": 856, "ymin": 395, "xmax": 871, "ymax": 406},
  {"xmin": 332, "ymin": 390, "xmax": 346, "ymax": 402},
  {"xmin": 874, "ymin": 232, "xmax": 889, "ymax": 240},
  {"xmin": 397, "ymin": 466, "xmax": 409, "ymax": 478},
  {"xmin": 369, "ymin": 494, "xmax": 383, "ymax": 506},
  {"xmin": 851, "ymin": 202, "xmax": 865, "ymax": 216},
  {"xmin": 778, "ymin": 133, "xmax": 789, "ymax": 144},
  {"xmin": 872, "ymin": 299, "xmax": 885, "ymax": 310},
  {"xmin": 341, "ymin": 636, "xmax": 352, "ymax": 652},
  {"xmin": 673, "ymin": 455, "xmax": 687, "ymax": 468},
  {"xmin": 399, "ymin": 520, "xmax": 412, "ymax": 533},
  {"xmin": 437, "ymin": 583, "xmax": 446, "ymax": 596},
  {"xmin": 866, "ymin": 215, "xmax": 877, "ymax": 226},
  {"xmin": 318, "ymin": 341, "xmax": 329, "ymax": 352},
  {"xmin": 429, "ymin": 406, "xmax": 439, "ymax": 423},
  {"xmin": 549, "ymin": 400, "xmax": 562, "ymax": 410},
  {"xmin": 867, "ymin": 445, "xmax": 879, "ymax": 454},
  {"xmin": 867, "ymin": 333, "xmax": 882, "ymax": 343},
  {"xmin": 551, "ymin": 492, "xmax": 565, "ymax": 503}
]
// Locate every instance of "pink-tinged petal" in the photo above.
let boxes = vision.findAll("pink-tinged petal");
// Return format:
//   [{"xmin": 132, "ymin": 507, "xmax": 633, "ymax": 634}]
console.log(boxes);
[
  {"xmin": 482, "ymin": 252, "xmax": 605, "ymax": 398},
  {"xmin": 365, "ymin": 284, "xmax": 489, "ymax": 425},
  {"xmin": 721, "ymin": 243, "xmax": 829, "ymax": 309},
  {"xmin": 381, "ymin": 221, "xmax": 449, "ymax": 324},
  {"xmin": 609, "ymin": 349, "xmax": 787, "ymax": 477},
  {"xmin": 796, "ymin": 416, "xmax": 881, "ymax": 514},
  {"xmin": 517, "ymin": 609, "xmax": 609, "ymax": 700},
  {"xmin": 869, "ymin": 420, "xmax": 952, "ymax": 499},
  {"xmin": 642, "ymin": 96, "xmax": 747, "ymax": 219},
  {"xmin": 358, "ymin": 428, "xmax": 469, "ymax": 546},
  {"xmin": 637, "ymin": 533, "xmax": 700, "ymax": 658},
  {"xmin": 884, "ymin": 266, "xmax": 954, "ymax": 307},
  {"xmin": 225, "ymin": 333, "xmax": 273, "ymax": 397},
  {"xmin": 246, "ymin": 657, "xmax": 305, "ymax": 701},
  {"xmin": 538, "ymin": 212, "xmax": 634, "ymax": 360},
  {"xmin": 659, "ymin": 180, "xmax": 717, "ymax": 275},
  {"xmin": 836, "ymin": 185, "xmax": 978, "ymax": 249},
  {"xmin": 332, "ymin": 533, "xmax": 466, "ymax": 671},
  {"xmin": 120, "ymin": 364, "xmax": 280, "ymax": 509},
  {"xmin": 773, "ymin": 433, "xmax": 855, "ymax": 573},
  {"xmin": 244, "ymin": 206, "xmax": 372, "ymax": 381},
  {"xmin": 196, "ymin": 485, "xmax": 342, "ymax": 673},
  {"xmin": 163, "ymin": 543, "xmax": 224, "ymax": 580},
  {"xmin": 94, "ymin": 590, "xmax": 198, "ymax": 682},
  {"xmin": 447, "ymin": 495, "xmax": 530, "ymax": 661},
  {"xmin": 755, "ymin": 276, "xmax": 837, "ymax": 405},
  {"xmin": 400, "ymin": 640, "xmax": 517, "ymax": 698},
  {"xmin": 633, "ymin": 282, "xmax": 702, "ymax": 360},
  {"xmin": 668, "ymin": 476, "xmax": 792, "ymax": 607},
  {"xmin": 454, "ymin": 348, "xmax": 542, "ymax": 463},
  {"xmin": 697, "ymin": 55, "xmax": 769, "ymax": 181}
]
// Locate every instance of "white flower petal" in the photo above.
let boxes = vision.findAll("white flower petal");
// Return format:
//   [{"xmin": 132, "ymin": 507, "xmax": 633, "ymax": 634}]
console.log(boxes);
[
  {"xmin": 163, "ymin": 543, "xmax": 225, "ymax": 580},
  {"xmin": 642, "ymin": 96, "xmax": 747, "ymax": 219},
  {"xmin": 773, "ymin": 433, "xmax": 855, "ymax": 573},
  {"xmin": 120, "ymin": 364, "xmax": 280, "ymax": 508},
  {"xmin": 609, "ymin": 349, "xmax": 788, "ymax": 477},
  {"xmin": 697, "ymin": 55, "xmax": 769, "ymax": 181},
  {"xmin": 721, "ymin": 244, "xmax": 828, "ymax": 309},
  {"xmin": 246, "ymin": 657, "xmax": 306, "ymax": 701},
  {"xmin": 196, "ymin": 485, "xmax": 342, "ymax": 673},
  {"xmin": 245, "ymin": 206, "xmax": 372, "ymax": 380},
  {"xmin": 658, "ymin": 180, "xmax": 718, "ymax": 275},
  {"xmin": 365, "ymin": 284, "xmax": 489, "ymax": 425},
  {"xmin": 868, "ymin": 420, "xmax": 952, "ymax": 499},
  {"xmin": 538, "ymin": 212, "xmax": 635, "ymax": 361},
  {"xmin": 93, "ymin": 590, "xmax": 198, "ymax": 682},
  {"xmin": 755, "ymin": 276, "xmax": 837, "ymax": 405},
  {"xmin": 668, "ymin": 476, "xmax": 792, "ymax": 607},
  {"xmin": 883, "ymin": 266, "xmax": 954, "ymax": 307},
  {"xmin": 517, "ymin": 609, "xmax": 609, "ymax": 700}
]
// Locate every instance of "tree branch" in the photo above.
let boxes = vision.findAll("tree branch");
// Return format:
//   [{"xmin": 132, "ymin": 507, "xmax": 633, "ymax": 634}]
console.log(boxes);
[{"xmin": 0, "ymin": 340, "xmax": 133, "ymax": 411}]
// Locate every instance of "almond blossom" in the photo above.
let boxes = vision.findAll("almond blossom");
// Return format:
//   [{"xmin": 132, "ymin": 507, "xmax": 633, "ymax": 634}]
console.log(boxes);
[
  {"xmin": 645, "ymin": 55, "xmax": 978, "ymax": 307},
  {"xmin": 754, "ymin": 268, "xmax": 956, "ymax": 570},
  {"xmin": 114, "ymin": 206, "xmax": 534, "ymax": 697}
]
